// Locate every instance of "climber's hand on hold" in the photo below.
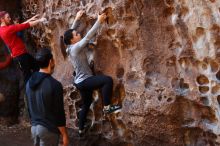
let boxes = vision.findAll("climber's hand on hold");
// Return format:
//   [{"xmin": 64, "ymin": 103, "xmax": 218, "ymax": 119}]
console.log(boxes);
[
  {"xmin": 29, "ymin": 14, "xmax": 39, "ymax": 21},
  {"xmin": 42, "ymin": 13, "xmax": 46, "ymax": 18},
  {"xmin": 29, "ymin": 15, "xmax": 47, "ymax": 27},
  {"xmin": 39, "ymin": 17, "xmax": 47, "ymax": 23},
  {"xmin": 39, "ymin": 13, "xmax": 47, "ymax": 23},
  {"xmin": 76, "ymin": 10, "xmax": 84, "ymax": 20},
  {"xmin": 98, "ymin": 13, "xmax": 107, "ymax": 23}
]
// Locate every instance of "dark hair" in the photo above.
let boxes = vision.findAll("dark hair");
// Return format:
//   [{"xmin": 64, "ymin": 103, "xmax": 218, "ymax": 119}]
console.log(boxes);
[
  {"xmin": 13, "ymin": 14, "xmax": 21, "ymax": 23},
  {"xmin": 35, "ymin": 48, "xmax": 53, "ymax": 68},
  {"xmin": 0, "ymin": 11, "xmax": 8, "ymax": 19},
  {"xmin": 63, "ymin": 29, "xmax": 74, "ymax": 45},
  {"xmin": 60, "ymin": 36, "xmax": 67, "ymax": 59}
]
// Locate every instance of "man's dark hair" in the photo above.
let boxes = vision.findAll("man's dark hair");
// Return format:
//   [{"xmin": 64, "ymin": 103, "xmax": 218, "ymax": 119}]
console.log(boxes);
[
  {"xmin": 35, "ymin": 48, "xmax": 53, "ymax": 68},
  {"xmin": 63, "ymin": 29, "xmax": 74, "ymax": 45},
  {"xmin": 13, "ymin": 14, "xmax": 21, "ymax": 22},
  {"xmin": 0, "ymin": 11, "xmax": 7, "ymax": 19}
]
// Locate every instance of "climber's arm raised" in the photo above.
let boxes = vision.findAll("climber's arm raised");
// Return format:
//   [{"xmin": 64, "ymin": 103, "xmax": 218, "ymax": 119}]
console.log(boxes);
[
  {"xmin": 71, "ymin": 10, "xmax": 84, "ymax": 29},
  {"xmin": 22, "ymin": 14, "xmax": 39, "ymax": 24},
  {"xmin": 28, "ymin": 16, "xmax": 46, "ymax": 27},
  {"xmin": 70, "ymin": 13, "xmax": 106, "ymax": 55}
]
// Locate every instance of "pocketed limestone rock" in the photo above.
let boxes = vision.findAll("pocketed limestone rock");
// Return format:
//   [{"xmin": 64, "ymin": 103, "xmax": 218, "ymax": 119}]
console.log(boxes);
[{"xmin": 20, "ymin": 0, "xmax": 220, "ymax": 145}]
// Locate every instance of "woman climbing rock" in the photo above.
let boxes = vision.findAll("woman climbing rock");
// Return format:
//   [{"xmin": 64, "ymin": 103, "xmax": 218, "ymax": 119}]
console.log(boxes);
[{"xmin": 63, "ymin": 10, "xmax": 121, "ymax": 137}]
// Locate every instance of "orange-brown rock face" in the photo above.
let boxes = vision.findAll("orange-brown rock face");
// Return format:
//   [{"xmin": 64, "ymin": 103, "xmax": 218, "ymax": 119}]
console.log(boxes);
[{"xmin": 21, "ymin": 0, "xmax": 220, "ymax": 145}]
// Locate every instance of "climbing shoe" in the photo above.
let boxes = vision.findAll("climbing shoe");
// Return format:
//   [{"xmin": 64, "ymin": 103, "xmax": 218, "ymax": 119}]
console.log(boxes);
[{"xmin": 103, "ymin": 105, "xmax": 121, "ymax": 114}]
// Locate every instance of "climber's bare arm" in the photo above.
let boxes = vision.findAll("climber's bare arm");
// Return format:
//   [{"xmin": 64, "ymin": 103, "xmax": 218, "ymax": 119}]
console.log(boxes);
[
  {"xmin": 69, "ymin": 13, "xmax": 106, "ymax": 55},
  {"xmin": 22, "ymin": 14, "xmax": 39, "ymax": 24},
  {"xmin": 23, "ymin": 13, "xmax": 47, "ymax": 27},
  {"xmin": 71, "ymin": 10, "xmax": 84, "ymax": 29},
  {"xmin": 29, "ymin": 16, "xmax": 46, "ymax": 27}
]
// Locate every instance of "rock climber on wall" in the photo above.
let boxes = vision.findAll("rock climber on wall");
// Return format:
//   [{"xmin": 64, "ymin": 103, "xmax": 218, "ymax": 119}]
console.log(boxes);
[
  {"xmin": 63, "ymin": 10, "xmax": 121, "ymax": 137},
  {"xmin": 0, "ymin": 11, "xmax": 46, "ymax": 83}
]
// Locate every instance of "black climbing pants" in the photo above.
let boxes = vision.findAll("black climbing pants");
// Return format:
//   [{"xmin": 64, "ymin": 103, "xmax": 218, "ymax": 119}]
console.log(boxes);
[
  {"xmin": 75, "ymin": 75, "xmax": 113, "ymax": 130},
  {"xmin": 14, "ymin": 53, "xmax": 39, "ymax": 84}
]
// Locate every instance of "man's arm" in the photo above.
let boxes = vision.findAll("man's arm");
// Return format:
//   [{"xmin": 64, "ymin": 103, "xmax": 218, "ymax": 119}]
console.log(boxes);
[
  {"xmin": 58, "ymin": 127, "xmax": 69, "ymax": 146},
  {"xmin": 9, "ymin": 15, "xmax": 46, "ymax": 34},
  {"xmin": 70, "ymin": 10, "xmax": 84, "ymax": 29},
  {"xmin": 22, "ymin": 14, "xmax": 39, "ymax": 24},
  {"xmin": 9, "ymin": 23, "xmax": 31, "ymax": 34},
  {"xmin": 54, "ymin": 83, "xmax": 69, "ymax": 146},
  {"xmin": 70, "ymin": 13, "xmax": 106, "ymax": 55},
  {"xmin": 22, "ymin": 13, "xmax": 46, "ymax": 27},
  {"xmin": 28, "ymin": 17, "xmax": 46, "ymax": 27}
]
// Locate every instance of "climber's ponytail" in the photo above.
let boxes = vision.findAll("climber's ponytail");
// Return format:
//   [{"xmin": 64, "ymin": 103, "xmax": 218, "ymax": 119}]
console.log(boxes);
[{"xmin": 60, "ymin": 36, "xmax": 67, "ymax": 59}]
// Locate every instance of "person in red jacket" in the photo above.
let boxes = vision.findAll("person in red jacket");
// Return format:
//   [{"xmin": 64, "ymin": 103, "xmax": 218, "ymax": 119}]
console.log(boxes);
[{"xmin": 0, "ymin": 11, "xmax": 46, "ymax": 83}]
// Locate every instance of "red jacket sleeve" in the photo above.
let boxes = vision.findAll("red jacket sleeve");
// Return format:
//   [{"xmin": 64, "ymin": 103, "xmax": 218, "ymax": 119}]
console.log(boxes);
[{"xmin": 8, "ymin": 23, "xmax": 30, "ymax": 34}]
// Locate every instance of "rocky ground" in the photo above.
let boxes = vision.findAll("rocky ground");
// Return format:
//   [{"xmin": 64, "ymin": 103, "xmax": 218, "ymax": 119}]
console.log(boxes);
[
  {"xmin": 0, "ymin": 123, "xmax": 127, "ymax": 146},
  {"xmin": 0, "ymin": 123, "xmax": 32, "ymax": 146}
]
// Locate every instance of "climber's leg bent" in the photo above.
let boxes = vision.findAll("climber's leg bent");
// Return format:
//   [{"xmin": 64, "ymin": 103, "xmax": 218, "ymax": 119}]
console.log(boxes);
[{"xmin": 76, "ymin": 75, "xmax": 121, "ymax": 118}]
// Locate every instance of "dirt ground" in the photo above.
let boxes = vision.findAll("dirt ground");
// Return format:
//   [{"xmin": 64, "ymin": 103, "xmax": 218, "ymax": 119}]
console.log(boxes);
[
  {"xmin": 0, "ymin": 124, "xmax": 88, "ymax": 146},
  {"xmin": 0, "ymin": 122, "xmax": 112, "ymax": 146},
  {"xmin": 0, "ymin": 124, "xmax": 33, "ymax": 146}
]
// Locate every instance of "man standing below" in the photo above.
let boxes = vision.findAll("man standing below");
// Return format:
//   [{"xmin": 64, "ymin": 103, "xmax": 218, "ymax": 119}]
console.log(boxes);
[
  {"xmin": 26, "ymin": 48, "xmax": 69, "ymax": 146},
  {"xmin": 0, "ymin": 11, "xmax": 46, "ymax": 83}
]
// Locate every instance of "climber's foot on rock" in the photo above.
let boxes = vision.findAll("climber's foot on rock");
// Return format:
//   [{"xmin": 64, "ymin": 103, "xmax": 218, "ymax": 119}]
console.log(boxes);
[{"xmin": 103, "ymin": 105, "xmax": 121, "ymax": 114}]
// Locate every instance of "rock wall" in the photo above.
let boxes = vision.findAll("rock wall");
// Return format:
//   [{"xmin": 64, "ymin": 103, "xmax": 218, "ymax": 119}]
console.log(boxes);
[{"xmin": 21, "ymin": 0, "xmax": 220, "ymax": 145}]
